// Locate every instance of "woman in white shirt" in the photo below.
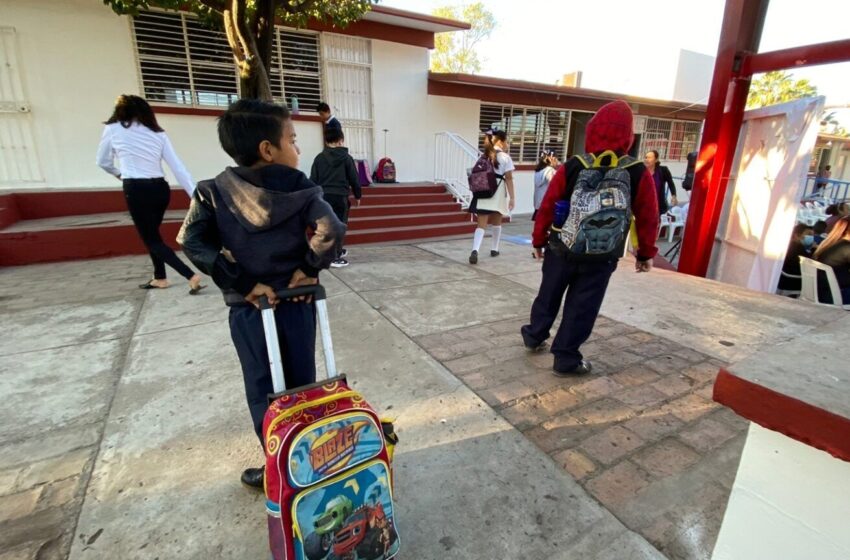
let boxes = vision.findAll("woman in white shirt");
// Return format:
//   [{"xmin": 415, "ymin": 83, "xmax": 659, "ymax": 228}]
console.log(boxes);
[
  {"xmin": 467, "ymin": 129, "xmax": 516, "ymax": 264},
  {"xmin": 96, "ymin": 95, "xmax": 204, "ymax": 293}
]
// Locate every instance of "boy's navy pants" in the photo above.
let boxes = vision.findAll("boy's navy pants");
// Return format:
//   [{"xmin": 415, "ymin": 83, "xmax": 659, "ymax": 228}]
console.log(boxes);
[
  {"xmin": 229, "ymin": 302, "xmax": 317, "ymax": 446},
  {"xmin": 521, "ymin": 252, "xmax": 618, "ymax": 370}
]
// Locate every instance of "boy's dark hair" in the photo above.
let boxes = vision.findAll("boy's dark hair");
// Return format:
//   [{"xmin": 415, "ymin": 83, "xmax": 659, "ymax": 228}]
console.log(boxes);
[
  {"xmin": 813, "ymin": 220, "xmax": 828, "ymax": 235},
  {"xmin": 316, "ymin": 102, "xmax": 331, "ymax": 113},
  {"xmin": 792, "ymin": 223, "xmax": 812, "ymax": 236},
  {"xmin": 324, "ymin": 127, "xmax": 344, "ymax": 145},
  {"xmin": 218, "ymin": 99, "xmax": 291, "ymax": 167}
]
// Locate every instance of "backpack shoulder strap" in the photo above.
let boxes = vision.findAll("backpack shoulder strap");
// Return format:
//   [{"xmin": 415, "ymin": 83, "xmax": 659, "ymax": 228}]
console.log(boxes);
[
  {"xmin": 576, "ymin": 153, "xmax": 595, "ymax": 169},
  {"xmin": 615, "ymin": 155, "xmax": 643, "ymax": 169}
]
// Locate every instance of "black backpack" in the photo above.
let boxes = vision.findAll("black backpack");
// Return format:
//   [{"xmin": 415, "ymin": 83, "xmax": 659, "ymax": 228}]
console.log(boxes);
[{"xmin": 550, "ymin": 150, "xmax": 642, "ymax": 261}]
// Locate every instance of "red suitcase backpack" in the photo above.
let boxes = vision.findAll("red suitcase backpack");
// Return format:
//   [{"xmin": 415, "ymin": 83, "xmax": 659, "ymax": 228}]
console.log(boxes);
[
  {"xmin": 260, "ymin": 286, "xmax": 400, "ymax": 560},
  {"xmin": 373, "ymin": 158, "xmax": 396, "ymax": 183}
]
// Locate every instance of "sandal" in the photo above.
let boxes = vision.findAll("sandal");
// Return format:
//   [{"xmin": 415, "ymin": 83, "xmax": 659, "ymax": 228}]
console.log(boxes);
[
  {"xmin": 139, "ymin": 281, "xmax": 168, "ymax": 290},
  {"xmin": 189, "ymin": 284, "xmax": 207, "ymax": 295}
]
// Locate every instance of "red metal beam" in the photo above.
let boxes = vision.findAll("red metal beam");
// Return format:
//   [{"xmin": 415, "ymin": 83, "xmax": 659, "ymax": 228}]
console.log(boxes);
[
  {"xmin": 741, "ymin": 39, "xmax": 850, "ymax": 76},
  {"xmin": 678, "ymin": 0, "xmax": 769, "ymax": 277}
]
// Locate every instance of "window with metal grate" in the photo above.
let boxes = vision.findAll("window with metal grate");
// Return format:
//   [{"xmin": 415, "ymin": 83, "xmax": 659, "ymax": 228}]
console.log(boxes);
[
  {"xmin": 641, "ymin": 118, "xmax": 700, "ymax": 162},
  {"xmin": 131, "ymin": 10, "xmax": 322, "ymax": 110},
  {"xmin": 478, "ymin": 104, "xmax": 571, "ymax": 164}
]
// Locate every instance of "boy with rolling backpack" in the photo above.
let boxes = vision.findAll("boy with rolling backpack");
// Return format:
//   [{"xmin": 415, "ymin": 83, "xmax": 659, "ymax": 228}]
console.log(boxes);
[{"xmin": 178, "ymin": 99, "xmax": 400, "ymax": 560}]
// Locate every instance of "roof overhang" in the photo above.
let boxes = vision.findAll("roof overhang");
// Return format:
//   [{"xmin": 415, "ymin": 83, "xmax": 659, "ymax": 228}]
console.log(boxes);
[
  {"xmin": 428, "ymin": 73, "xmax": 707, "ymax": 121},
  {"xmin": 364, "ymin": 6, "xmax": 470, "ymax": 33}
]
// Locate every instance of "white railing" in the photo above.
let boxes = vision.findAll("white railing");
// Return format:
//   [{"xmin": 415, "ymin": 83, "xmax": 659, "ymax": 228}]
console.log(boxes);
[{"xmin": 434, "ymin": 131, "xmax": 481, "ymax": 208}]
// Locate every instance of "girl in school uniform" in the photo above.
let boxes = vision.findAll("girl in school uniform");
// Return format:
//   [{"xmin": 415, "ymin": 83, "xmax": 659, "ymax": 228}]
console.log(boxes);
[{"xmin": 468, "ymin": 129, "xmax": 516, "ymax": 264}]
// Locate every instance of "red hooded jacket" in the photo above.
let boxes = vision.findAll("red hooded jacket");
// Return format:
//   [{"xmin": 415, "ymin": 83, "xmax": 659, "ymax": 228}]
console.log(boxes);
[{"xmin": 532, "ymin": 101, "xmax": 659, "ymax": 261}]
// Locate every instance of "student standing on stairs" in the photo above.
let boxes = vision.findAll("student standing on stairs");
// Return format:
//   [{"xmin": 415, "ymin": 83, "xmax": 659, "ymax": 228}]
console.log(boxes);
[
  {"xmin": 310, "ymin": 127, "xmax": 362, "ymax": 268},
  {"xmin": 468, "ymin": 129, "xmax": 516, "ymax": 264}
]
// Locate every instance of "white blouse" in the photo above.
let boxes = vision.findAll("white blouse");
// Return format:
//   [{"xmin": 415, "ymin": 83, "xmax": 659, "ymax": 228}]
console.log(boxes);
[{"xmin": 96, "ymin": 122, "xmax": 195, "ymax": 195}]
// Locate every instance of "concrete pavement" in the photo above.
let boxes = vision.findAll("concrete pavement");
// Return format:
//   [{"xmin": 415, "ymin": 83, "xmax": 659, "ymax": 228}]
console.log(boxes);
[{"xmin": 1, "ymin": 217, "xmax": 843, "ymax": 559}]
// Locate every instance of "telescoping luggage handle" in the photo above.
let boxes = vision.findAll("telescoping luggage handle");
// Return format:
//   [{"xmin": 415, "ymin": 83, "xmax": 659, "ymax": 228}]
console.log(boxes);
[{"xmin": 258, "ymin": 285, "xmax": 337, "ymax": 394}]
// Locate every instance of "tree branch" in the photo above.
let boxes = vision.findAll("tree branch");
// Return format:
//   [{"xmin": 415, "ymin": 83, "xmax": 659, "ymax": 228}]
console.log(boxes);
[
  {"xmin": 196, "ymin": 0, "xmax": 227, "ymax": 13},
  {"xmin": 223, "ymin": 7, "xmax": 246, "ymax": 62},
  {"xmin": 279, "ymin": 0, "xmax": 318, "ymax": 15}
]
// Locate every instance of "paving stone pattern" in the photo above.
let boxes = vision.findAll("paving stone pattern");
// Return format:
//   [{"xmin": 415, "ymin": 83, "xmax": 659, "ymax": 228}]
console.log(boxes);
[{"xmin": 417, "ymin": 316, "xmax": 748, "ymax": 560}]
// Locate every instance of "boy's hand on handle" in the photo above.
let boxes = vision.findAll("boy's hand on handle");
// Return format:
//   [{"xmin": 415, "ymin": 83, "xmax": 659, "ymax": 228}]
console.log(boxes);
[
  {"xmin": 246, "ymin": 283, "xmax": 278, "ymax": 308},
  {"xmin": 287, "ymin": 270, "xmax": 319, "ymax": 303},
  {"xmin": 635, "ymin": 259, "xmax": 653, "ymax": 273}
]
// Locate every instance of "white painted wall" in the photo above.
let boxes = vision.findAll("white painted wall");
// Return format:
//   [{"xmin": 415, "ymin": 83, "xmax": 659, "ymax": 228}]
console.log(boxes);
[
  {"xmin": 673, "ymin": 50, "xmax": 713, "ymax": 105},
  {"xmin": 2, "ymin": 0, "xmax": 139, "ymax": 188},
  {"xmin": 712, "ymin": 423, "xmax": 850, "ymax": 560}
]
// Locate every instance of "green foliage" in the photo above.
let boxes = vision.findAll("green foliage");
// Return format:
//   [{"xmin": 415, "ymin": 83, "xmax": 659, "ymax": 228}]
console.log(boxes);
[
  {"xmin": 746, "ymin": 70, "xmax": 818, "ymax": 109},
  {"xmin": 430, "ymin": 2, "xmax": 495, "ymax": 74},
  {"xmin": 103, "ymin": 0, "xmax": 372, "ymax": 27}
]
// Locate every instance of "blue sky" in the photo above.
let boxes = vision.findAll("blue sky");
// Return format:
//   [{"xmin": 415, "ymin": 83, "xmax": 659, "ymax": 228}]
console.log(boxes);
[{"xmin": 384, "ymin": 0, "xmax": 850, "ymax": 111}]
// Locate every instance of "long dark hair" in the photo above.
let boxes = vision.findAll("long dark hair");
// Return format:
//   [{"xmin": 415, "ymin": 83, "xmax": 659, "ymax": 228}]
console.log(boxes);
[
  {"xmin": 815, "ymin": 216, "xmax": 850, "ymax": 259},
  {"xmin": 105, "ymin": 94, "xmax": 164, "ymax": 132}
]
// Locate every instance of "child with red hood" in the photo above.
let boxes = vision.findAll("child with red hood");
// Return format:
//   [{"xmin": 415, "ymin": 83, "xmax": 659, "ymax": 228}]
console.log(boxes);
[{"xmin": 521, "ymin": 100, "xmax": 659, "ymax": 376}]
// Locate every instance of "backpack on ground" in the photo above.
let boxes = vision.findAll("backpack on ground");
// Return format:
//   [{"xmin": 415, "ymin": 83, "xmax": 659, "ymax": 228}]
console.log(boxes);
[
  {"xmin": 373, "ymin": 158, "xmax": 396, "ymax": 183},
  {"xmin": 551, "ymin": 150, "xmax": 641, "ymax": 261},
  {"xmin": 261, "ymin": 287, "xmax": 400, "ymax": 560},
  {"xmin": 467, "ymin": 154, "xmax": 503, "ymax": 198}
]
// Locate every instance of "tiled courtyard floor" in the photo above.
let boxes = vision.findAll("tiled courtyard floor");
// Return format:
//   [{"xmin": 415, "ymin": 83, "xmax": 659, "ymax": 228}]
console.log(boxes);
[{"xmin": 417, "ymin": 316, "xmax": 748, "ymax": 559}]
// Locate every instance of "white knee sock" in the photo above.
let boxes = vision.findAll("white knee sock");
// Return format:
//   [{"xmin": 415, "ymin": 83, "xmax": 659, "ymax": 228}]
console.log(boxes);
[
  {"xmin": 472, "ymin": 228, "xmax": 486, "ymax": 252},
  {"xmin": 491, "ymin": 225, "xmax": 502, "ymax": 252}
]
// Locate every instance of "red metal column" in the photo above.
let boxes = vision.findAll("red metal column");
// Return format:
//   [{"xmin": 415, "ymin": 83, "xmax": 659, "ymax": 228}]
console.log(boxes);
[{"xmin": 678, "ymin": 0, "xmax": 769, "ymax": 277}]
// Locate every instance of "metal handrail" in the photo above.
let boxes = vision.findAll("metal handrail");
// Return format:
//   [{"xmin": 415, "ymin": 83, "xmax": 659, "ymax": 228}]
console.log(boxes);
[
  {"xmin": 802, "ymin": 176, "xmax": 850, "ymax": 202},
  {"xmin": 433, "ymin": 131, "xmax": 481, "ymax": 209}
]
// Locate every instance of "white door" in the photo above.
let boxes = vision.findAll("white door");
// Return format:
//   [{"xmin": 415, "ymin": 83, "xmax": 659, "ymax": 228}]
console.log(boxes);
[
  {"xmin": 0, "ymin": 26, "xmax": 43, "ymax": 185},
  {"xmin": 322, "ymin": 33, "xmax": 373, "ymax": 165},
  {"xmin": 708, "ymin": 96, "xmax": 826, "ymax": 292}
]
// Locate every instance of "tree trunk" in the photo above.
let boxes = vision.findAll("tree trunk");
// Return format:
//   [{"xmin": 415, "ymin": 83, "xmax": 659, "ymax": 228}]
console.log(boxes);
[{"xmin": 224, "ymin": 0, "xmax": 274, "ymax": 101}]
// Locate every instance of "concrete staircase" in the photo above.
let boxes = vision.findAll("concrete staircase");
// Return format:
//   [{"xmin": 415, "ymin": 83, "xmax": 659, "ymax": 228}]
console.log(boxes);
[{"xmin": 0, "ymin": 182, "xmax": 475, "ymax": 266}]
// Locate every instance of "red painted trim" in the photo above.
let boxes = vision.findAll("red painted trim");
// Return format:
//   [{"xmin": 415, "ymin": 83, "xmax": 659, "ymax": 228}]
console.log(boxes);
[
  {"xmin": 678, "ymin": 0, "xmax": 769, "ymax": 277},
  {"xmin": 368, "ymin": 5, "xmax": 470, "ymax": 31},
  {"xmin": 11, "ymin": 190, "xmax": 190, "ymax": 220},
  {"xmin": 154, "ymin": 105, "xmax": 324, "ymax": 122},
  {"xmin": 714, "ymin": 368, "xmax": 850, "ymax": 463},
  {"xmin": 306, "ymin": 19, "xmax": 435, "ymax": 49},
  {"xmin": 0, "ymin": 194, "xmax": 21, "ymax": 230},
  {"xmin": 514, "ymin": 164, "xmax": 536, "ymax": 171},
  {"xmin": 428, "ymin": 73, "xmax": 707, "ymax": 120},
  {"xmin": 741, "ymin": 39, "xmax": 850, "ymax": 76}
]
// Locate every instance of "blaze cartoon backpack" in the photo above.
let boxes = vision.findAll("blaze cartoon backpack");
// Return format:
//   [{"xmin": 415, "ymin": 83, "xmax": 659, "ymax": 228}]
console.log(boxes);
[
  {"xmin": 373, "ymin": 158, "xmax": 396, "ymax": 183},
  {"xmin": 552, "ymin": 150, "xmax": 641, "ymax": 260},
  {"xmin": 467, "ymin": 154, "xmax": 502, "ymax": 198},
  {"xmin": 259, "ymin": 286, "xmax": 400, "ymax": 560}
]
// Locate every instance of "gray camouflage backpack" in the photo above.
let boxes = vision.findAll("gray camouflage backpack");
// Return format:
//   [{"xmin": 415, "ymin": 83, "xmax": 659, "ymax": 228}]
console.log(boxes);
[{"xmin": 560, "ymin": 150, "xmax": 641, "ymax": 260}]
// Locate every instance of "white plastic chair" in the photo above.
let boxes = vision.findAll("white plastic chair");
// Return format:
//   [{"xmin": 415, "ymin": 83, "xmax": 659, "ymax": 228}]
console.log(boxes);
[
  {"xmin": 776, "ymin": 270, "xmax": 801, "ymax": 298},
  {"xmin": 799, "ymin": 257, "xmax": 850, "ymax": 310},
  {"xmin": 797, "ymin": 207, "xmax": 816, "ymax": 226},
  {"xmin": 664, "ymin": 207, "xmax": 686, "ymax": 242}
]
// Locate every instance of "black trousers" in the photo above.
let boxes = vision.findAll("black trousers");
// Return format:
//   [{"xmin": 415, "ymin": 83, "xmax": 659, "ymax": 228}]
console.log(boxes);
[
  {"xmin": 324, "ymin": 193, "xmax": 350, "ymax": 224},
  {"xmin": 123, "ymin": 178, "xmax": 194, "ymax": 280},
  {"xmin": 229, "ymin": 302, "xmax": 317, "ymax": 446},
  {"xmin": 521, "ymin": 253, "xmax": 617, "ymax": 370}
]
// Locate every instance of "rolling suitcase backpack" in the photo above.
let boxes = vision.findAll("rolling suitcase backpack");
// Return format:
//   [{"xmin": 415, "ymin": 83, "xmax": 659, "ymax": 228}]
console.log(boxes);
[{"xmin": 260, "ymin": 286, "xmax": 400, "ymax": 560}]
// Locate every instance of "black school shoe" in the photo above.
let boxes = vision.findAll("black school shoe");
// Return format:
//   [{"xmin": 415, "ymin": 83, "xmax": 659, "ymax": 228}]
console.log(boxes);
[
  {"xmin": 241, "ymin": 466, "xmax": 264, "ymax": 490},
  {"xmin": 491, "ymin": 250, "xmax": 500, "ymax": 257},
  {"xmin": 552, "ymin": 360, "xmax": 593, "ymax": 377},
  {"xmin": 469, "ymin": 250, "xmax": 478, "ymax": 264}
]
